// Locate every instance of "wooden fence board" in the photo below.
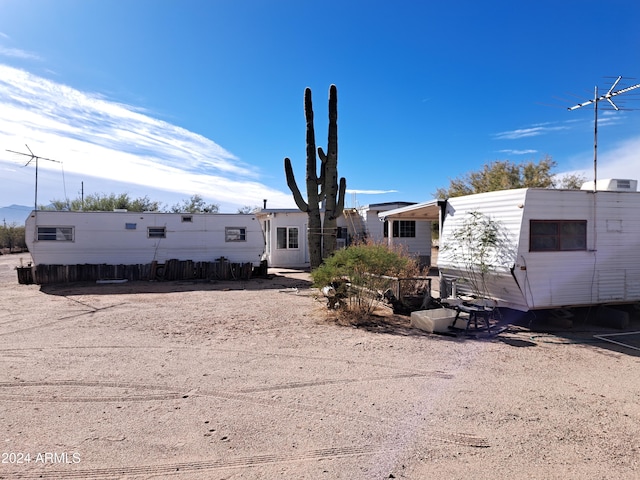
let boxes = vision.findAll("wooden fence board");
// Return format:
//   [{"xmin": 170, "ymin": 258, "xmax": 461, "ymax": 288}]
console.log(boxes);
[{"xmin": 28, "ymin": 258, "xmax": 255, "ymax": 285}]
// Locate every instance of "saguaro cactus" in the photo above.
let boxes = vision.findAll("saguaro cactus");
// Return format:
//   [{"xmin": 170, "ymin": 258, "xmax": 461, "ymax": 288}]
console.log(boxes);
[{"xmin": 284, "ymin": 84, "xmax": 346, "ymax": 269}]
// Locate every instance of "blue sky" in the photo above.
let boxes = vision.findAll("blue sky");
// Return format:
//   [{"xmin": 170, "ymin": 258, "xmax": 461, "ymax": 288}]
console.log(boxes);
[{"xmin": 1, "ymin": 0, "xmax": 639, "ymax": 215}]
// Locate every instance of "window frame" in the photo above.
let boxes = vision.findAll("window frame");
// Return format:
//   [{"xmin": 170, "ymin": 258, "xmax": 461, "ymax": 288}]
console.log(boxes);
[
  {"xmin": 383, "ymin": 220, "xmax": 416, "ymax": 238},
  {"xmin": 37, "ymin": 226, "xmax": 74, "ymax": 242},
  {"xmin": 147, "ymin": 226, "xmax": 166, "ymax": 239},
  {"xmin": 276, "ymin": 226, "xmax": 299, "ymax": 249},
  {"xmin": 225, "ymin": 227, "xmax": 247, "ymax": 242},
  {"xmin": 529, "ymin": 220, "xmax": 587, "ymax": 252}
]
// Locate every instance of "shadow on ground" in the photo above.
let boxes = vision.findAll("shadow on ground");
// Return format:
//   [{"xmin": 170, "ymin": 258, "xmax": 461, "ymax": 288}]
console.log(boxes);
[
  {"xmin": 322, "ymin": 301, "xmax": 640, "ymax": 358},
  {"xmin": 39, "ymin": 269, "xmax": 313, "ymax": 296}
]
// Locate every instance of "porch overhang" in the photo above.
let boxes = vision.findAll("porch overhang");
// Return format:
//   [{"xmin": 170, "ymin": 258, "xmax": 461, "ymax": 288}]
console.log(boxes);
[{"xmin": 377, "ymin": 199, "xmax": 443, "ymax": 222}]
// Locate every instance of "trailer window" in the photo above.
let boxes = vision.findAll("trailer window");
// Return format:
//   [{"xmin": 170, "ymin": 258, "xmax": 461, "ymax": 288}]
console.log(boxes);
[
  {"xmin": 225, "ymin": 227, "xmax": 247, "ymax": 242},
  {"xmin": 530, "ymin": 220, "xmax": 586, "ymax": 251},
  {"xmin": 384, "ymin": 220, "xmax": 416, "ymax": 238},
  {"xmin": 37, "ymin": 227, "xmax": 74, "ymax": 241},
  {"xmin": 277, "ymin": 227, "xmax": 299, "ymax": 249},
  {"xmin": 148, "ymin": 227, "xmax": 166, "ymax": 238}
]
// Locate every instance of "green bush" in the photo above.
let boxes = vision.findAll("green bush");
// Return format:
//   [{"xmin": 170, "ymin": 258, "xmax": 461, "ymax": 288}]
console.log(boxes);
[
  {"xmin": 311, "ymin": 242, "xmax": 412, "ymax": 287},
  {"xmin": 312, "ymin": 241, "xmax": 424, "ymax": 317}
]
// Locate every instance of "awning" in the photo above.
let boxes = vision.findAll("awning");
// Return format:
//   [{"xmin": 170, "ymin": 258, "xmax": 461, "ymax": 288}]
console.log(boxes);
[{"xmin": 377, "ymin": 199, "xmax": 442, "ymax": 221}]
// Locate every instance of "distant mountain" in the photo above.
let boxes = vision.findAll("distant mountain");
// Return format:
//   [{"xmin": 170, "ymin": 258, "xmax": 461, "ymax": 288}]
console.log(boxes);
[{"xmin": 0, "ymin": 205, "xmax": 32, "ymax": 226}]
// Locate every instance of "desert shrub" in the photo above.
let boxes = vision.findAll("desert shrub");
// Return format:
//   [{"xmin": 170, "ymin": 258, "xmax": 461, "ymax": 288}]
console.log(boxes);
[
  {"xmin": 312, "ymin": 241, "xmax": 426, "ymax": 317},
  {"xmin": 0, "ymin": 224, "xmax": 26, "ymax": 252}
]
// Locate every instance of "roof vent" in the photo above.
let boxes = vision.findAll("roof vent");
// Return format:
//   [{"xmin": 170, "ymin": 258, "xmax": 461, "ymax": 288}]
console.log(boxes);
[{"xmin": 580, "ymin": 179, "xmax": 637, "ymax": 192}]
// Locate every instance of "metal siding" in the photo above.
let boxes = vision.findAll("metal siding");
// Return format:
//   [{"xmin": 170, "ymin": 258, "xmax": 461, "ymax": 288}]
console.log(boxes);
[
  {"xmin": 26, "ymin": 211, "xmax": 265, "ymax": 267},
  {"xmin": 515, "ymin": 189, "xmax": 640, "ymax": 309},
  {"xmin": 438, "ymin": 189, "xmax": 527, "ymax": 310}
]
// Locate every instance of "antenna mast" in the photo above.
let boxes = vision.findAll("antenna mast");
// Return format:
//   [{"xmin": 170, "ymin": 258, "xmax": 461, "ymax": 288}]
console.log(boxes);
[
  {"xmin": 568, "ymin": 76, "xmax": 640, "ymax": 191},
  {"xmin": 6, "ymin": 145, "xmax": 62, "ymax": 211}
]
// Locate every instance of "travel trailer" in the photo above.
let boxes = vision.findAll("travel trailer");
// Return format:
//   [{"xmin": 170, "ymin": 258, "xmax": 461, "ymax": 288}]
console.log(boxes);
[{"xmin": 380, "ymin": 180, "xmax": 640, "ymax": 312}]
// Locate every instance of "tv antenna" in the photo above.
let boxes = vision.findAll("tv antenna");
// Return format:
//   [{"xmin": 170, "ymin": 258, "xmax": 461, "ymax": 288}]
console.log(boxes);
[
  {"xmin": 568, "ymin": 76, "xmax": 640, "ymax": 191},
  {"xmin": 6, "ymin": 144, "xmax": 63, "ymax": 211}
]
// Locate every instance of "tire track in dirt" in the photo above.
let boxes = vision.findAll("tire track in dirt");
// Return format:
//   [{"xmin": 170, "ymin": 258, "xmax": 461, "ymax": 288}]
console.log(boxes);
[
  {"xmin": 0, "ymin": 380, "xmax": 188, "ymax": 403},
  {"xmin": 0, "ymin": 353, "xmax": 481, "ymax": 454},
  {"xmin": 0, "ymin": 344, "xmax": 454, "ymax": 379},
  {"xmin": 0, "ymin": 377, "xmax": 484, "ymax": 443},
  {"xmin": 193, "ymin": 385, "xmax": 484, "ymax": 441},
  {"xmin": 0, "ymin": 304, "xmax": 123, "ymax": 337},
  {"xmin": 434, "ymin": 431, "xmax": 490, "ymax": 448},
  {"xmin": 0, "ymin": 437, "xmax": 490, "ymax": 479},
  {"xmin": 0, "ymin": 445, "xmax": 397, "ymax": 479},
  {"xmin": 238, "ymin": 371, "xmax": 453, "ymax": 393}
]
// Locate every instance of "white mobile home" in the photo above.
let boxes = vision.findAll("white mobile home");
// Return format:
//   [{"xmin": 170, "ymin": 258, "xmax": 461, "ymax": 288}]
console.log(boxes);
[
  {"xmin": 359, "ymin": 202, "xmax": 433, "ymax": 266},
  {"xmin": 25, "ymin": 210, "xmax": 265, "ymax": 267},
  {"xmin": 380, "ymin": 181, "xmax": 640, "ymax": 312},
  {"xmin": 257, "ymin": 202, "xmax": 433, "ymax": 268},
  {"xmin": 257, "ymin": 209, "xmax": 310, "ymax": 268}
]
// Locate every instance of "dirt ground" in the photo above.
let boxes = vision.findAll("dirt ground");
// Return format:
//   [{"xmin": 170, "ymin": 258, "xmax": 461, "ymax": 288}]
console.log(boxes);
[{"xmin": 1, "ymin": 252, "xmax": 639, "ymax": 480}]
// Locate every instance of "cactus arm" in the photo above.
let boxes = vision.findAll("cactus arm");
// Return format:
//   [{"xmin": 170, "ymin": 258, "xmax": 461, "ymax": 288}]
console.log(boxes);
[
  {"xmin": 317, "ymin": 147, "xmax": 327, "ymax": 202},
  {"xmin": 336, "ymin": 177, "xmax": 346, "ymax": 216},
  {"xmin": 284, "ymin": 157, "xmax": 309, "ymax": 212}
]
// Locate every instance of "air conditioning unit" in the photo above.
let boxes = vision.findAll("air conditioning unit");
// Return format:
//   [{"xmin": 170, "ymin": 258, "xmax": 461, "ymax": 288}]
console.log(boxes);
[{"xmin": 580, "ymin": 179, "xmax": 637, "ymax": 192}]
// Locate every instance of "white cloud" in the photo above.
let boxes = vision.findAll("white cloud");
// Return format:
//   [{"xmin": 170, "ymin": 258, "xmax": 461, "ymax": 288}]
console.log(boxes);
[
  {"xmin": 346, "ymin": 189, "xmax": 399, "ymax": 195},
  {"xmin": 0, "ymin": 45, "xmax": 41, "ymax": 60},
  {"xmin": 494, "ymin": 124, "xmax": 569, "ymax": 140},
  {"xmin": 0, "ymin": 64, "xmax": 294, "ymax": 210},
  {"xmin": 558, "ymin": 136, "xmax": 640, "ymax": 184},
  {"xmin": 596, "ymin": 136, "xmax": 640, "ymax": 180},
  {"xmin": 497, "ymin": 149, "xmax": 538, "ymax": 155},
  {"xmin": 596, "ymin": 110, "xmax": 628, "ymax": 127}
]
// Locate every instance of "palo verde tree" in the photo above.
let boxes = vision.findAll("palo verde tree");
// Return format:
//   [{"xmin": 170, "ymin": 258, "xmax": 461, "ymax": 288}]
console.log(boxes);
[
  {"xmin": 434, "ymin": 156, "xmax": 585, "ymax": 199},
  {"xmin": 284, "ymin": 85, "xmax": 346, "ymax": 268}
]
